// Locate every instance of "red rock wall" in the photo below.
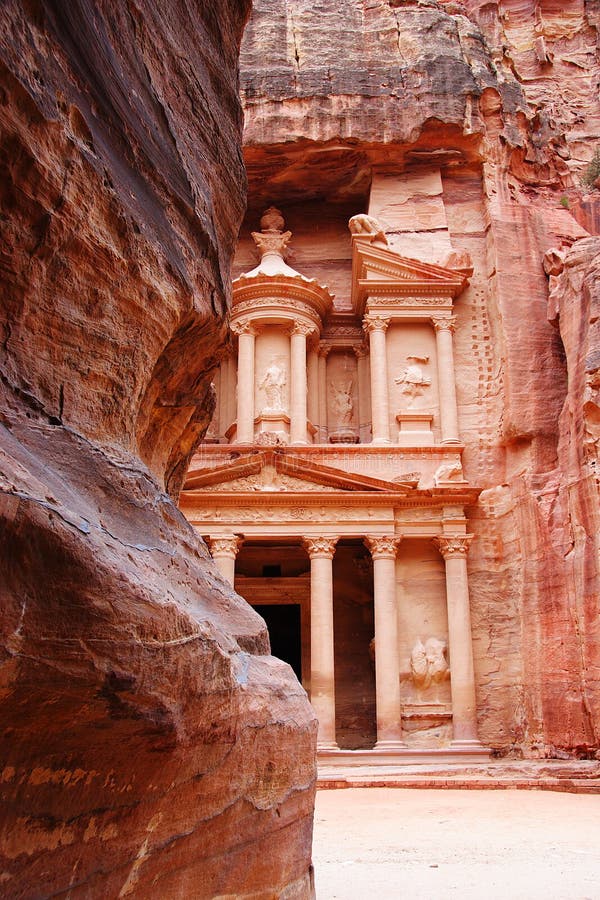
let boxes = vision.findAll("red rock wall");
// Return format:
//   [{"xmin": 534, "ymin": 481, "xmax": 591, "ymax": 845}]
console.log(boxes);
[
  {"xmin": 239, "ymin": 0, "xmax": 600, "ymax": 757},
  {"xmin": 0, "ymin": 2, "xmax": 316, "ymax": 896}
]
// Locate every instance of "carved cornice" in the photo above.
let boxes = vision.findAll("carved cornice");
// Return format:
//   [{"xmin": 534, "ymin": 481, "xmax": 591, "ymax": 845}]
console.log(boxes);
[
  {"xmin": 433, "ymin": 534, "xmax": 473, "ymax": 559},
  {"xmin": 363, "ymin": 313, "xmax": 390, "ymax": 334},
  {"xmin": 302, "ymin": 536, "xmax": 339, "ymax": 559},
  {"xmin": 364, "ymin": 534, "xmax": 403, "ymax": 559},
  {"xmin": 208, "ymin": 534, "xmax": 243, "ymax": 557},
  {"xmin": 431, "ymin": 315, "xmax": 457, "ymax": 333}
]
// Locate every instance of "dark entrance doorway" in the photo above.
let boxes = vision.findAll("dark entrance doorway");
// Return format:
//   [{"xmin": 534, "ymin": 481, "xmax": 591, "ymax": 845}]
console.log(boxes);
[{"xmin": 254, "ymin": 603, "xmax": 302, "ymax": 683}]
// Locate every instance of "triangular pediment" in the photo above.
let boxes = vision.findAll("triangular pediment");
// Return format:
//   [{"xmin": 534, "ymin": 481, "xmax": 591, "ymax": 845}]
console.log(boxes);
[
  {"xmin": 182, "ymin": 450, "xmax": 414, "ymax": 495},
  {"xmin": 351, "ymin": 236, "xmax": 468, "ymax": 314}
]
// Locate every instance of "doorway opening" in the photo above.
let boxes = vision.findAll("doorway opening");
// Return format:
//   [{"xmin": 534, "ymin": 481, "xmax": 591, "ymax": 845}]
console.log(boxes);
[{"xmin": 254, "ymin": 603, "xmax": 302, "ymax": 682}]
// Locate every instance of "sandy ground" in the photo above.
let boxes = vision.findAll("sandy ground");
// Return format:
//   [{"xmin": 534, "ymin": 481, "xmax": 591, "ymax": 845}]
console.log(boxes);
[{"xmin": 312, "ymin": 788, "xmax": 600, "ymax": 900}]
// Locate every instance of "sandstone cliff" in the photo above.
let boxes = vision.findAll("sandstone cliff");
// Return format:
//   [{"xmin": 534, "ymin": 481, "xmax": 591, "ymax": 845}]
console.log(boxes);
[
  {"xmin": 239, "ymin": 0, "xmax": 600, "ymax": 756},
  {"xmin": 0, "ymin": 2, "xmax": 316, "ymax": 896}
]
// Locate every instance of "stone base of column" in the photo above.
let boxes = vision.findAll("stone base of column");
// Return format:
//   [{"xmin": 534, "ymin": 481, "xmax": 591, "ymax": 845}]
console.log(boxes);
[
  {"xmin": 374, "ymin": 739, "xmax": 408, "ymax": 751},
  {"xmin": 441, "ymin": 439, "xmax": 462, "ymax": 446},
  {"xmin": 371, "ymin": 438, "xmax": 393, "ymax": 446},
  {"xmin": 317, "ymin": 740, "xmax": 340, "ymax": 751},
  {"xmin": 449, "ymin": 739, "xmax": 490, "ymax": 759}
]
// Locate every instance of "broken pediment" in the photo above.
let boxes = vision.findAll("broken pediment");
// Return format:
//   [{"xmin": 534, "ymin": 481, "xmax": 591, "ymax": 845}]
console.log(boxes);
[
  {"xmin": 350, "ymin": 234, "xmax": 469, "ymax": 316},
  {"xmin": 183, "ymin": 450, "xmax": 415, "ymax": 495}
]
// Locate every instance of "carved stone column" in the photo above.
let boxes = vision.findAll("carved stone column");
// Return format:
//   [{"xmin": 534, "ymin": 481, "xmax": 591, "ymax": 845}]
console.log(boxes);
[
  {"xmin": 432, "ymin": 316, "xmax": 459, "ymax": 444},
  {"xmin": 317, "ymin": 344, "xmax": 330, "ymax": 443},
  {"xmin": 232, "ymin": 319, "xmax": 256, "ymax": 444},
  {"xmin": 289, "ymin": 323, "xmax": 313, "ymax": 444},
  {"xmin": 208, "ymin": 534, "xmax": 243, "ymax": 586},
  {"xmin": 303, "ymin": 536, "xmax": 339, "ymax": 750},
  {"xmin": 433, "ymin": 534, "xmax": 481, "ymax": 746},
  {"xmin": 354, "ymin": 343, "xmax": 371, "ymax": 444},
  {"xmin": 363, "ymin": 313, "xmax": 391, "ymax": 445},
  {"xmin": 364, "ymin": 535, "xmax": 406, "ymax": 749},
  {"xmin": 307, "ymin": 343, "xmax": 319, "ymax": 431}
]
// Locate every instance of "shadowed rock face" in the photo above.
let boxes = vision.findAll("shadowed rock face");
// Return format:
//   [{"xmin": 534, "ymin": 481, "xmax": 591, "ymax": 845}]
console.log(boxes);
[
  {"xmin": 0, "ymin": 2, "xmax": 317, "ymax": 896},
  {"xmin": 239, "ymin": 0, "xmax": 600, "ymax": 757}
]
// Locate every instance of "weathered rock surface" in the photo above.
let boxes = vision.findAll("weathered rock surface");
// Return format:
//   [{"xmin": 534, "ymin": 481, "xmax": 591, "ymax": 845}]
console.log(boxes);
[
  {"xmin": 0, "ymin": 2, "xmax": 316, "ymax": 896},
  {"xmin": 239, "ymin": 0, "xmax": 600, "ymax": 756}
]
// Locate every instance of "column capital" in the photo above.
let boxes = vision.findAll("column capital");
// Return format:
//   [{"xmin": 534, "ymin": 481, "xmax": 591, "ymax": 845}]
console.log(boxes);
[
  {"xmin": 433, "ymin": 534, "xmax": 473, "ymax": 559},
  {"xmin": 231, "ymin": 317, "xmax": 256, "ymax": 337},
  {"xmin": 289, "ymin": 321, "xmax": 317, "ymax": 339},
  {"xmin": 363, "ymin": 313, "xmax": 390, "ymax": 334},
  {"xmin": 318, "ymin": 341, "xmax": 333, "ymax": 359},
  {"xmin": 303, "ymin": 536, "xmax": 338, "ymax": 559},
  {"xmin": 353, "ymin": 342, "xmax": 369, "ymax": 359},
  {"xmin": 364, "ymin": 535, "xmax": 402, "ymax": 559},
  {"xmin": 431, "ymin": 315, "xmax": 457, "ymax": 333},
  {"xmin": 208, "ymin": 534, "xmax": 243, "ymax": 558}
]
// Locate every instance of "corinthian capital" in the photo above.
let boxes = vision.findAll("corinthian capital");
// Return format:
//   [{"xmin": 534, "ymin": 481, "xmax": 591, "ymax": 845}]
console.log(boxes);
[
  {"xmin": 433, "ymin": 534, "xmax": 473, "ymax": 559},
  {"xmin": 208, "ymin": 534, "xmax": 243, "ymax": 557},
  {"xmin": 231, "ymin": 317, "xmax": 256, "ymax": 336},
  {"xmin": 363, "ymin": 313, "xmax": 390, "ymax": 335},
  {"xmin": 289, "ymin": 321, "xmax": 316, "ymax": 339},
  {"xmin": 431, "ymin": 315, "xmax": 457, "ymax": 334},
  {"xmin": 364, "ymin": 535, "xmax": 402, "ymax": 559},
  {"xmin": 303, "ymin": 536, "xmax": 338, "ymax": 559}
]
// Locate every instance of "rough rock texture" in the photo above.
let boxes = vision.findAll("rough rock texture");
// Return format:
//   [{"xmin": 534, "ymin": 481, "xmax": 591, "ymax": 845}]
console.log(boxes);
[
  {"xmin": 0, "ymin": 2, "xmax": 316, "ymax": 897},
  {"xmin": 239, "ymin": 0, "xmax": 600, "ymax": 756}
]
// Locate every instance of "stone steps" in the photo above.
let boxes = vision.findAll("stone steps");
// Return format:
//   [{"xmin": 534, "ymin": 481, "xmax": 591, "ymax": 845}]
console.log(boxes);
[{"xmin": 317, "ymin": 760, "xmax": 600, "ymax": 793}]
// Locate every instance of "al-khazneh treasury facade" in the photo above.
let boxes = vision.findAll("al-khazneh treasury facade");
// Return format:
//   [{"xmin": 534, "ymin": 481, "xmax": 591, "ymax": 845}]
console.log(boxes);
[{"xmin": 180, "ymin": 203, "xmax": 490, "ymax": 763}]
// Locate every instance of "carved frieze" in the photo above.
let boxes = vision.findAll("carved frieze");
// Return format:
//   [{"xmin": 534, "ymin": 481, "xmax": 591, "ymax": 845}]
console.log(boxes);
[{"xmin": 366, "ymin": 295, "xmax": 453, "ymax": 306}]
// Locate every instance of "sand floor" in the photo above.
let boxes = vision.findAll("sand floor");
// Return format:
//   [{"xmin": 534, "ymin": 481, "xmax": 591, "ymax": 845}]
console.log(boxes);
[{"xmin": 312, "ymin": 788, "xmax": 600, "ymax": 900}]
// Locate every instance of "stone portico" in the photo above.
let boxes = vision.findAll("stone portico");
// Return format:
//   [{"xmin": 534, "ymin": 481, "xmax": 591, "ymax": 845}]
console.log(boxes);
[{"xmin": 180, "ymin": 207, "xmax": 489, "ymax": 764}]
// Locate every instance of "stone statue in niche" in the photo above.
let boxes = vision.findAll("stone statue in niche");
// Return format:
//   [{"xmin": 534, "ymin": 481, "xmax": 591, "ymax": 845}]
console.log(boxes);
[
  {"xmin": 395, "ymin": 355, "xmax": 431, "ymax": 407},
  {"xmin": 330, "ymin": 380, "xmax": 354, "ymax": 426},
  {"xmin": 410, "ymin": 638, "xmax": 449, "ymax": 690},
  {"xmin": 259, "ymin": 361, "xmax": 287, "ymax": 412}
]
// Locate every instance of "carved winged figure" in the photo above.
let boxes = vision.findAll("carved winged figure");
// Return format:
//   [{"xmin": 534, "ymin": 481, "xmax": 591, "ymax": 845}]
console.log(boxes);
[
  {"xmin": 330, "ymin": 380, "xmax": 354, "ymax": 425},
  {"xmin": 259, "ymin": 362, "xmax": 286, "ymax": 412}
]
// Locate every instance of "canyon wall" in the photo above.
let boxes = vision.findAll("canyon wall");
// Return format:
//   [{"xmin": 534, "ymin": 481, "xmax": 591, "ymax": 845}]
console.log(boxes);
[
  {"xmin": 0, "ymin": 2, "xmax": 316, "ymax": 896},
  {"xmin": 239, "ymin": 0, "xmax": 600, "ymax": 756}
]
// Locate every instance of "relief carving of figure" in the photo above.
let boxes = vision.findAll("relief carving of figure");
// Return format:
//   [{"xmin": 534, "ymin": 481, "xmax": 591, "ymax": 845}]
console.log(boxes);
[
  {"xmin": 330, "ymin": 380, "xmax": 354, "ymax": 426},
  {"xmin": 259, "ymin": 361, "xmax": 286, "ymax": 412},
  {"xmin": 395, "ymin": 356, "xmax": 431, "ymax": 406},
  {"xmin": 410, "ymin": 637, "xmax": 449, "ymax": 690}
]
